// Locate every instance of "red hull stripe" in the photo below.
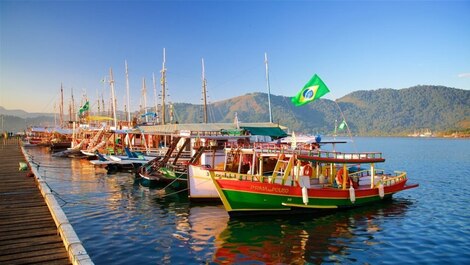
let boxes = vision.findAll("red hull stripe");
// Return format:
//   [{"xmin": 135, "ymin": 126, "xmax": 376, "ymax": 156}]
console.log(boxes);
[{"xmin": 216, "ymin": 179, "xmax": 408, "ymax": 199}]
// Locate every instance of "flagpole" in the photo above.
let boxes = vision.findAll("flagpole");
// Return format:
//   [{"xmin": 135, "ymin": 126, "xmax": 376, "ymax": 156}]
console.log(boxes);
[
  {"xmin": 109, "ymin": 67, "xmax": 117, "ymax": 129},
  {"xmin": 142, "ymin": 77, "xmax": 148, "ymax": 123},
  {"xmin": 265, "ymin": 53, "xmax": 273, "ymax": 123},
  {"xmin": 334, "ymin": 100, "xmax": 356, "ymax": 151},
  {"xmin": 202, "ymin": 58, "xmax": 208, "ymax": 124},
  {"xmin": 125, "ymin": 60, "xmax": 131, "ymax": 124},
  {"xmin": 160, "ymin": 48, "xmax": 166, "ymax": 125},
  {"xmin": 152, "ymin": 72, "xmax": 158, "ymax": 124},
  {"xmin": 60, "ymin": 83, "xmax": 64, "ymax": 127},
  {"xmin": 334, "ymin": 119, "xmax": 337, "ymax": 140}
]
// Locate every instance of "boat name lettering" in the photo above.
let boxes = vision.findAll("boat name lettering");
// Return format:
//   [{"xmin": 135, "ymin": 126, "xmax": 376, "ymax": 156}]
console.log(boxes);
[{"xmin": 250, "ymin": 185, "xmax": 289, "ymax": 194}]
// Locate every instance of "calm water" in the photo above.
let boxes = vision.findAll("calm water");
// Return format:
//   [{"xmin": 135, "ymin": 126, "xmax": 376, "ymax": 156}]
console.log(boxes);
[{"xmin": 24, "ymin": 137, "xmax": 470, "ymax": 264}]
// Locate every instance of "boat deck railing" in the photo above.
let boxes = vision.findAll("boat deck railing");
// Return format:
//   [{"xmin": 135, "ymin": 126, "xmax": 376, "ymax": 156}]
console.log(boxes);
[
  {"xmin": 349, "ymin": 169, "xmax": 407, "ymax": 187},
  {"xmin": 224, "ymin": 142, "xmax": 319, "ymax": 156},
  {"xmin": 317, "ymin": 150, "xmax": 383, "ymax": 160},
  {"xmin": 211, "ymin": 167, "xmax": 408, "ymax": 190}
]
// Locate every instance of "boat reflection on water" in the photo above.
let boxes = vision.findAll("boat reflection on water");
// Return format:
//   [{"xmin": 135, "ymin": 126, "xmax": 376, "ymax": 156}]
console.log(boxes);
[
  {"xmin": 212, "ymin": 199, "xmax": 413, "ymax": 264},
  {"xmin": 23, "ymin": 146, "xmax": 418, "ymax": 264},
  {"xmin": 176, "ymin": 205, "xmax": 229, "ymax": 255}
]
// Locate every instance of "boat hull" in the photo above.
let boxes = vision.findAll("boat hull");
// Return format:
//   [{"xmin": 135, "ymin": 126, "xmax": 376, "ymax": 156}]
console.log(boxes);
[
  {"xmin": 213, "ymin": 176, "xmax": 417, "ymax": 217},
  {"xmin": 188, "ymin": 165, "xmax": 219, "ymax": 201},
  {"xmin": 139, "ymin": 173, "xmax": 166, "ymax": 188},
  {"xmin": 138, "ymin": 168, "xmax": 188, "ymax": 190}
]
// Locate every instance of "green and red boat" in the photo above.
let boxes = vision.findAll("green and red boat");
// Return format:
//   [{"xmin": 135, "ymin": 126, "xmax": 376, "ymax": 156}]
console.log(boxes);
[{"xmin": 209, "ymin": 150, "xmax": 419, "ymax": 217}]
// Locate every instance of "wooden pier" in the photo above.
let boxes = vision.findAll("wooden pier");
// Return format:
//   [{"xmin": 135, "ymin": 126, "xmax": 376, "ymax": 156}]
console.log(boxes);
[{"xmin": 0, "ymin": 138, "xmax": 71, "ymax": 264}]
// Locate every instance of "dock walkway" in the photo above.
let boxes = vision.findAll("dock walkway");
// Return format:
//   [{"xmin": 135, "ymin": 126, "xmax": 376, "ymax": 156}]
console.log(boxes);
[{"xmin": 0, "ymin": 138, "xmax": 71, "ymax": 264}]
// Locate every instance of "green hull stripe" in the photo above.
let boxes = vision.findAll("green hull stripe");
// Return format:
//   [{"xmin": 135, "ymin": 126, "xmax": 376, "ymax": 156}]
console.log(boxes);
[{"xmin": 222, "ymin": 190, "xmax": 385, "ymax": 211}]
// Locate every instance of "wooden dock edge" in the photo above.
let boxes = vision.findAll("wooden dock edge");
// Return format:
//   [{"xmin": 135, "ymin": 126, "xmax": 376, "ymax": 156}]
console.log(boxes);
[{"xmin": 21, "ymin": 146, "xmax": 94, "ymax": 265}]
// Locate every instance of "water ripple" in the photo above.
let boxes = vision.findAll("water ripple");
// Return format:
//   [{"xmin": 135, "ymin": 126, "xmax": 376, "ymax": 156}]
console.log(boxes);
[{"xmin": 27, "ymin": 138, "xmax": 470, "ymax": 264}]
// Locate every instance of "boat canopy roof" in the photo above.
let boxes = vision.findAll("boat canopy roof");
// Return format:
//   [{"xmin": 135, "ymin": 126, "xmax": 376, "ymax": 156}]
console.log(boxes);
[
  {"xmin": 137, "ymin": 122, "xmax": 288, "ymax": 138},
  {"xmin": 51, "ymin": 128, "xmax": 73, "ymax": 135},
  {"xmin": 29, "ymin": 127, "xmax": 51, "ymax": 133},
  {"xmin": 240, "ymin": 126, "xmax": 287, "ymax": 138},
  {"xmin": 297, "ymin": 151, "xmax": 385, "ymax": 164}
]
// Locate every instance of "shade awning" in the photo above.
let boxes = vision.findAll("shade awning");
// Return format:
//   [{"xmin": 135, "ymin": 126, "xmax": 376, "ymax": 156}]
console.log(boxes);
[{"xmin": 240, "ymin": 126, "xmax": 288, "ymax": 138}]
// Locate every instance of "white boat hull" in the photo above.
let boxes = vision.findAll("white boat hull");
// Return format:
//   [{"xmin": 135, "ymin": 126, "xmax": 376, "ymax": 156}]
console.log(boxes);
[{"xmin": 188, "ymin": 165, "xmax": 219, "ymax": 200}]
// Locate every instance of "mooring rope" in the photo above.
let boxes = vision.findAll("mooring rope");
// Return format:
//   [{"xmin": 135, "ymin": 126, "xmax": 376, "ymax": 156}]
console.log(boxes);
[
  {"xmin": 156, "ymin": 171, "xmax": 187, "ymax": 192},
  {"xmin": 158, "ymin": 187, "xmax": 189, "ymax": 198}
]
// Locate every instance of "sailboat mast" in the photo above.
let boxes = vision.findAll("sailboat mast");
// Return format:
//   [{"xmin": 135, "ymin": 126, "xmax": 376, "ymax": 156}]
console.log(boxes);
[
  {"xmin": 96, "ymin": 89, "xmax": 100, "ymax": 115},
  {"xmin": 125, "ymin": 60, "xmax": 131, "ymax": 123},
  {"xmin": 70, "ymin": 88, "xmax": 75, "ymax": 122},
  {"xmin": 152, "ymin": 73, "xmax": 158, "ymax": 124},
  {"xmin": 68, "ymin": 101, "xmax": 72, "ymax": 123},
  {"xmin": 202, "ymin": 58, "xmax": 208, "ymax": 123},
  {"xmin": 265, "ymin": 53, "xmax": 273, "ymax": 123},
  {"xmin": 53, "ymin": 103, "xmax": 57, "ymax": 127},
  {"xmin": 109, "ymin": 67, "xmax": 117, "ymax": 129},
  {"xmin": 60, "ymin": 83, "xmax": 64, "ymax": 126},
  {"xmin": 142, "ymin": 77, "xmax": 148, "ymax": 123},
  {"xmin": 160, "ymin": 48, "xmax": 167, "ymax": 125}
]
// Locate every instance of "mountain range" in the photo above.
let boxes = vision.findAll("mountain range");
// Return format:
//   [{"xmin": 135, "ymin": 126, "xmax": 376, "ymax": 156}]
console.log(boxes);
[{"xmin": 1, "ymin": 85, "xmax": 469, "ymax": 136}]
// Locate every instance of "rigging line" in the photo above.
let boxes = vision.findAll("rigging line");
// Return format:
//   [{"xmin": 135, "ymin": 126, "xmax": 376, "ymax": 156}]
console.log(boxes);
[
  {"xmin": 39, "ymin": 175, "xmax": 70, "ymax": 205},
  {"xmin": 156, "ymin": 171, "xmax": 186, "ymax": 192},
  {"xmin": 31, "ymin": 160, "xmax": 94, "ymax": 170},
  {"xmin": 334, "ymin": 100, "xmax": 358, "ymax": 152},
  {"xmin": 34, "ymin": 164, "xmax": 77, "ymax": 169},
  {"xmin": 34, "ymin": 174, "xmax": 99, "ymax": 183},
  {"xmin": 213, "ymin": 103, "xmax": 224, "ymax": 123},
  {"xmin": 39, "ymin": 172, "xmax": 140, "ymax": 205},
  {"xmin": 51, "ymin": 190, "xmax": 69, "ymax": 206},
  {"xmin": 209, "ymin": 105, "xmax": 216, "ymax": 123},
  {"xmin": 281, "ymin": 95, "xmax": 300, "ymax": 132},
  {"xmin": 159, "ymin": 187, "xmax": 188, "ymax": 198}
]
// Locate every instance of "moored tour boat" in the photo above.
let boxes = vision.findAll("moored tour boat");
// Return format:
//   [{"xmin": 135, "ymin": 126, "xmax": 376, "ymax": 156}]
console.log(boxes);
[
  {"xmin": 187, "ymin": 137, "xmax": 330, "ymax": 201},
  {"xmin": 208, "ymin": 149, "xmax": 419, "ymax": 217},
  {"xmin": 138, "ymin": 133, "xmax": 248, "ymax": 189},
  {"xmin": 23, "ymin": 126, "xmax": 52, "ymax": 147}
]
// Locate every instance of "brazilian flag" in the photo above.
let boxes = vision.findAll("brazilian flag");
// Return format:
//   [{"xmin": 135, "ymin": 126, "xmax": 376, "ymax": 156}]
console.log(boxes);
[
  {"xmin": 291, "ymin": 74, "xmax": 330, "ymax": 106},
  {"xmin": 79, "ymin": 101, "xmax": 90, "ymax": 115}
]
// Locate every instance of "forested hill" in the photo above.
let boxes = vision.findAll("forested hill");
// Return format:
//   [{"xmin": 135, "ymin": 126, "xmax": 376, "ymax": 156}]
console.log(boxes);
[
  {"xmin": 2, "ymin": 85, "xmax": 469, "ymax": 136},
  {"xmin": 173, "ymin": 85, "xmax": 469, "ymax": 136},
  {"xmin": 334, "ymin": 85, "xmax": 469, "ymax": 135}
]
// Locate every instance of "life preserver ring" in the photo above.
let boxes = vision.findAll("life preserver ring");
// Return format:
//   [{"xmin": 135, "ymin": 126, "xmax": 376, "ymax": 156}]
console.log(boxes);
[
  {"xmin": 303, "ymin": 164, "xmax": 313, "ymax": 176},
  {"xmin": 336, "ymin": 168, "xmax": 349, "ymax": 187},
  {"xmin": 193, "ymin": 138, "xmax": 202, "ymax": 148}
]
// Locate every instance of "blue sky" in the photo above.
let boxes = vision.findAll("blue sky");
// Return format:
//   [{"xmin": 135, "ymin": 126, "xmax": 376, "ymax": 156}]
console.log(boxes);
[{"xmin": 1, "ymin": 0, "xmax": 469, "ymax": 113}]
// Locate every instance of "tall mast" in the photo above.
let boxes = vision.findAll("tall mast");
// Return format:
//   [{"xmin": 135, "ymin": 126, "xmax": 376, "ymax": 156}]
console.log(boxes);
[
  {"xmin": 160, "ymin": 48, "xmax": 167, "ymax": 125},
  {"xmin": 96, "ymin": 89, "xmax": 100, "ymax": 115},
  {"xmin": 109, "ymin": 67, "xmax": 117, "ymax": 129},
  {"xmin": 68, "ymin": 100, "xmax": 72, "ymax": 123},
  {"xmin": 123, "ymin": 96, "xmax": 127, "ymax": 122},
  {"xmin": 265, "ymin": 53, "xmax": 273, "ymax": 123},
  {"xmin": 60, "ymin": 83, "xmax": 64, "ymax": 126},
  {"xmin": 142, "ymin": 77, "xmax": 148, "ymax": 123},
  {"xmin": 202, "ymin": 58, "xmax": 208, "ymax": 123},
  {"xmin": 70, "ymin": 88, "xmax": 75, "ymax": 121},
  {"xmin": 152, "ymin": 72, "xmax": 158, "ymax": 124},
  {"xmin": 125, "ymin": 60, "xmax": 131, "ymax": 123},
  {"xmin": 53, "ymin": 103, "xmax": 57, "ymax": 127},
  {"xmin": 101, "ymin": 95, "xmax": 105, "ymax": 117}
]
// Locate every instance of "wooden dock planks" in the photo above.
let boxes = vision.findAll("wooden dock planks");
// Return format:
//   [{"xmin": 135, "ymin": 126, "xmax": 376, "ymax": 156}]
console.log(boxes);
[{"xmin": 0, "ymin": 138, "xmax": 71, "ymax": 265}]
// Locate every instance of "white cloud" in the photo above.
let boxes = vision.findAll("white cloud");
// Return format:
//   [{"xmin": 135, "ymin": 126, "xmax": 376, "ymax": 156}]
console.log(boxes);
[{"xmin": 457, "ymin": 73, "xmax": 470, "ymax": 78}]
